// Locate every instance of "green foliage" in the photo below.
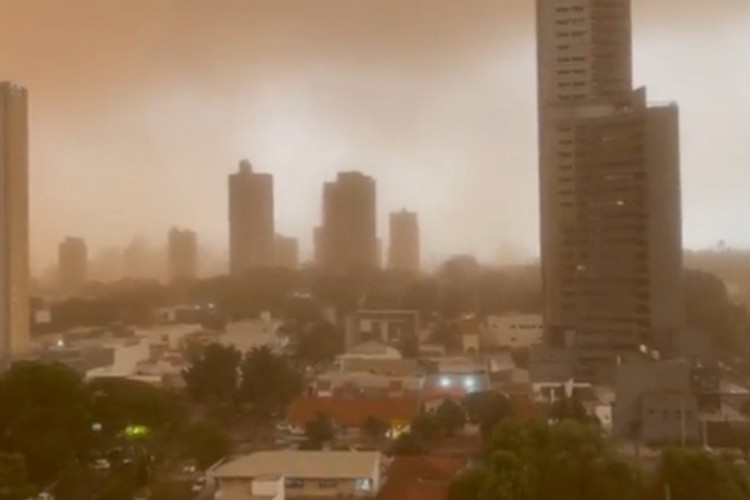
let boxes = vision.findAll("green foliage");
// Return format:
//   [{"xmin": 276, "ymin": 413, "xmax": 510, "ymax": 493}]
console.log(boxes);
[
  {"xmin": 240, "ymin": 346, "xmax": 302, "ymax": 417},
  {"xmin": 656, "ymin": 448, "xmax": 750, "ymax": 500},
  {"xmin": 182, "ymin": 420, "xmax": 232, "ymax": 469},
  {"xmin": 411, "ymin": 413, "xmax": 441, "ymax": 443},
  {"xmin": 462, "ymin": 391, "xmax": 514, "ymax": 441},
  {"xmin": 89, "ymin": 378, "xmax": 187, "ymax": 440},
  {"xmin": 182, "ymin": 343, "xmax": 241, "ymax": 404},
  {"xmin": 388, "ymin": 432, "xmax": 426, "ymax": 456},
  {"xmin": 436, "ymin": 400, "xmax": 466, "ymax": 436},
  {"xmin": 292, "ymin": 320, "xmax": 343, "ymax": 368},
  {"xmin": 363, "ymin": 415, "xmax": 389, "ymax": 439},
  {"xmin": 450, "ymin": 419, "xmax": 642, "ymax": 500},
  {"xmin": 547, "ymin": 395, "xmax": 597, "ymax": 425},
  {"xmin": 304, "ymin": 412, "xmax": 335, "ymax": 449},
  {"xmin": 0, "ymin": 362, "xmax": 91, "ymax": 485},
  {"xmin": 0, "ymin": 453, "xmax": 34, "ymax": 500}
]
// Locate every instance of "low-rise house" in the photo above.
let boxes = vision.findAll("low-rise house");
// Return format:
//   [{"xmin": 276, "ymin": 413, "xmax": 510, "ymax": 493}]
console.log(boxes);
[
  {"xmin": 345, "ymin": 309, "xmax": 419, "ymax": 351},
  {"xmin": 485, "ymin": 314, "xmax": 543, "ymax": 349},
  {"xmin": 209, "ymin": 451, "xmax": 385, "ymax": 499},
  {"xmin": 338, "ymin": 341, "xmax": 403, "ymax": 363},
  {"xmin": 310, "ymin": 372, "xmax": 422, "ymax": 398},
  {"xmin": 285, "ymin": 395, "xmax": 420, "ymax": 441},
  {"xmin": 614, "ymin": 359, "xmax": 699, "ymax": 444},
  {"xmin": 421, "ymin": 372, "xmax": 490, "ymax": 412},
  {"xmin": 339, "ymin": 357, "xmax": 421, "ymax": 377}
]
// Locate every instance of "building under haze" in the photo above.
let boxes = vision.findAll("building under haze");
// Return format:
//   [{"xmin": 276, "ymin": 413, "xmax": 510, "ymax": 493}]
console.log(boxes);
[
  {"xmin": 168, "ymin": 228, "xmax": 198, "ymax": 282},
  {"xmin": 537, "ymin": 0, "xmax": 684, "ymax": 367},
  {"xmin": 229, "ymin": 160, "xmax": 274, "ymax": 276},
  {"xmin": 388, "ymin": 210, "xmax": 420, "ymax": 273},
  {"xmin": 275, "ymin": 235, "xmax": 299, "ymax": 270},
  {"xmin": 320, "ymin": 172, "xmax": 378, "ymax": 274},
  {"xmin": 0, "ymin": 82, "xmax": 30, "ymax": 365},
  {"xmin": 58, "ymin": 237, "xmax": 88, "ymax": 294}
]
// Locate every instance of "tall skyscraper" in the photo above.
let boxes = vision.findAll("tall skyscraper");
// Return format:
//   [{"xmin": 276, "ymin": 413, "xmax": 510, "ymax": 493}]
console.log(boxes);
[
  {"xmin": 275, "ymin": 234, "xmax": 299, "ymax": 270},
  {"xmin": 58, "ymin": 237, "xmax": 88, "ymax": 294},
  {"xmin": 228, "ymin": 160, "xmax": 274, "ymax": 276},
  {"xmin": 320, "ymin": 172, "xmax": 378, "ymax": 273},
  {"xmin": 537, "ymin": 0, "xmax": 683, "ymax": 359},
  {"xmin": 0, "ymin": 82, "xmax": 30, "ymax": 364},
  {"xmin": 388, "ymin": 209, "xmax": 420, "ymax": 273},
  {"xmin": 168, "ymin": 228, "xmax": 198, "ymax": 283}
]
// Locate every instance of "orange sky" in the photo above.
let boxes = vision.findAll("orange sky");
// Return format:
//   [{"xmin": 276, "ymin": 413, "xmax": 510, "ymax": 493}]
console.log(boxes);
[{"xmin": 0, "ymin": 0, "xmax": 748, "ymax": 272}]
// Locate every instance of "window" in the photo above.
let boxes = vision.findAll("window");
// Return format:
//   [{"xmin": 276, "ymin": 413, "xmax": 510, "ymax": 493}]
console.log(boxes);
[
  {"xmin": 285, "ymin": 478, "xmax": 303, "ymax": 489},
  {"xmin": 318, "ymin": 479, "xmax": 338, "ymax": 489},
  {"xmin": 356, "ymin": 478, "xmax": 373, "ymax": 492}
]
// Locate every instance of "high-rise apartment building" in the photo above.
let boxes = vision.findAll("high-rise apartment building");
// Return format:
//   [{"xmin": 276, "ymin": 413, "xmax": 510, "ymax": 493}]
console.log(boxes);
[
  {"xmin": 537, "ymin": 0, "xmax": 683, "ymax": 359},
  {"xmin": 58, "ymin": 237, "xmax": 88, "ymax": 294},
  {"xmin": 388, "ymin": 210, "xmax": 420, "ymax": 273},
  {"xmin": 228, "ymin": 160, "xmax": 274, "ymax": 276},
  {"xmin": 320, "ymin": 172, "xmax": 378, "ymax": 273},
  {"xmin": 168, "ymin": 228, "xmax": 198, "ymax": 282},
  {"xmin": 0, "ymin": 82, "xmax": 30, "ymax": 364},
  {"xmin": 275, "ymin": 235, "xmax": 299, "ymax": 270}
]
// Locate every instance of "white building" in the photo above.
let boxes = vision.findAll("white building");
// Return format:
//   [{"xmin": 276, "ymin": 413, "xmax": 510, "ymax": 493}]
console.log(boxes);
[
  {"xmin": 485, "ymin": 314, "xmax": 543, "ymax": 349},
  {"xmin": 209, "ymin": 451, "xmax": 384, "ymax": 499}
]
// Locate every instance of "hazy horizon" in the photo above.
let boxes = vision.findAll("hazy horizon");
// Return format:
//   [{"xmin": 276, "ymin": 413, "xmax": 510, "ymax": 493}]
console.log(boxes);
[{"xmin": 1, "ymin": 0, "xmax": 748, "ymax": 273}]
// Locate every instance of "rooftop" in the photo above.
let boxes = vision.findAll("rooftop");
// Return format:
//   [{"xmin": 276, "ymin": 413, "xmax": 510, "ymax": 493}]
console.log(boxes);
[
  {"xmin": 287, "ymin": 395, "xmax": 420, "ymax": 427},
  {"xmin": 211, "ymin": 451, "xmax": 382, "ymax": 480}
]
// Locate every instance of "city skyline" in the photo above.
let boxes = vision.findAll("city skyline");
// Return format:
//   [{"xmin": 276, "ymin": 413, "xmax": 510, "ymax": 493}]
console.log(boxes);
[{"xmin": 0, "ymin": 0, "xmax": 748, "ymax": 272}]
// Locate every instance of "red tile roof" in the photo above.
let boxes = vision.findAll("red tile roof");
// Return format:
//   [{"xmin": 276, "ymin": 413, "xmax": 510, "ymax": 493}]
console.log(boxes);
[
  {"xmin": 376, "ymin": 480, "xmax": 451, "ymax": 500},
  {"xmin": 286, "ymin": 395, "xmax": 420, "ymax": 427},
  {"xmin": 386, "ymin": 456, "xmax": 464, "ymax": 481}
]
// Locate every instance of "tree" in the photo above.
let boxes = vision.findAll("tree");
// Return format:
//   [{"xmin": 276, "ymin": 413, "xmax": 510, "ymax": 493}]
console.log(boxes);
[
  {"xmin": 653, "ymin": 448, "xmax": 750, "ymax": 500},
  {"xmin": 89, "ymin": 378, "xmax": 186, "ymax": 441},
  {"xmin": 547, "ymin": 395, "xmax": 597, "ymax": 425},
  {"xmin": 0, "ymin": 453, "xmax": 33, "ymax": 500},
  {"xmin": 436, "ymin": 400, "xmax": 466, "ymax": 437},
  {"xmin": 450, "ymin": 419, "xmax": 642, "ymax": 500},
  {"xmin": 363, "ymin": 416, "xmax": 389, "ymax": 440},
  {"xmin": 462, "ymin": 391, "xmax": 514, "ymax": 441},
  {"xmin": 182, "ymin": 421, "xmax": 232, "ymax": 469},
  {"xmin": 240, "ymin": 346, "xmax": 302, "ymax": 417},
  {"xmin": 0, "ymin": 362, "xmax": 92, "ymax": 485},
  {"xmin": 411, "ymin": 413, "xmax": 440, "ymax": 443},
  {"xmin": 388, "ymin": 432, "xmax": 425, "ymax": 456},
  {"xmin": 182, "ymin": 343, "xmax": 241, "ymax": 405},
  {"xmin": 304, "ymin": 412, "xmax": 335, "ymax": 450},
  {"xmin": 294, "ymin": 320, "xmax": 343, "ymax": 368}
]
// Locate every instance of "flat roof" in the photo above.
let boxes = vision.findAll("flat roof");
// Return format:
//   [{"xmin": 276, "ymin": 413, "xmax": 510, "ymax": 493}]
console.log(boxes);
[{"xmin": 210, "ymin": 451, "xmax": 381, "ymax": 480}]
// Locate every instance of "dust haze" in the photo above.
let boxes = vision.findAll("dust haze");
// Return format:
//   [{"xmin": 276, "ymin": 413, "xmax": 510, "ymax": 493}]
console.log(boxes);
[{"xmin": 0, "ymin": 0, "xmax": 748, "ymax": 273}]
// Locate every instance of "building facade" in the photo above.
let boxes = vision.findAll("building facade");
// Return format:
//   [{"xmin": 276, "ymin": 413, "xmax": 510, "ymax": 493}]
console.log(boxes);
[
  {"xmin": 168, "ymin": 227, "xmax": 198, "ymax": 282},
  {"xmin": 388, "ymin": 210, "xmax": 420, "ymax": 273},
  {"xmin": 275, "ymin": 234, "xmax": 299, "ymax": 269},
  {"xmin": 0, "ymin": 82, "xmax": 30, "ymax": 365},
  {"xmin": 320, "ymin": 172, "xmax": 378, "ymax": 273},
  {"xmin": 228, "ymin": 160, "xmax": 274, "ymax": 276},
  {"xmin": 537, "ymin": 0, "xmax": 684, "ymax": 361},
  {"xmin": 58, "ymin": 237, "xmax": 88, "ymax": 294}
]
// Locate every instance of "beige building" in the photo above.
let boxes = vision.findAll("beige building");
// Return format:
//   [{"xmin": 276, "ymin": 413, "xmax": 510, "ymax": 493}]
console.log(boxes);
[
  {"xmin": 58, "ymin": 236, "xmax": 88, "ymax": 295},
  {"xmin": 537, "ymin": 0, "xmax": 683, "ymax": 366},
  {"xmin": 275, "ymin": 234, "xmax": 299, "ymax": 269},
  {"xmin": 0, "ymin": 82, "xmax": 30, "ymax": 366},
  {"xmin": 229, "ymin": 160, "xmax": 274, "ymax": 276},
  {"xmin": 388, "ymin": 209, "xmax": 420, "ymax": 273},
  {"xmin": 168, "ymin": 227, "xmax": 197, "ymax": 282},
  {"xmin": 320, "ymin": 172, "xmax": 378, "ymax": 273},
  {"xmin": 210, "ymin": 451, "xmax": 384, "ymax": 499}
]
